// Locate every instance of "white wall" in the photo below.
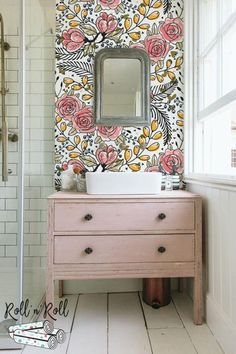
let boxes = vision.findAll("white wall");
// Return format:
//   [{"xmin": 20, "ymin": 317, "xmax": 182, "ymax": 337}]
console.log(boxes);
[{"xmin": 188, "ymin": 182, "xmax": 236, "ymax": 354}]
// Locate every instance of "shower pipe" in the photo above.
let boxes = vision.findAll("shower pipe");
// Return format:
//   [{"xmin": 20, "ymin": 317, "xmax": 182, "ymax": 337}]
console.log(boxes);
[{"xmin": 0, "ymin": 13, "xmax": 10, "ymax": 182}]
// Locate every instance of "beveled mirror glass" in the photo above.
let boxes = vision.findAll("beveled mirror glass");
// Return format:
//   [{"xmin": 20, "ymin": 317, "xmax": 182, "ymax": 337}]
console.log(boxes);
[{"xmin": 94, "ymin": 48, "xmax": 150, "ymax": 126}]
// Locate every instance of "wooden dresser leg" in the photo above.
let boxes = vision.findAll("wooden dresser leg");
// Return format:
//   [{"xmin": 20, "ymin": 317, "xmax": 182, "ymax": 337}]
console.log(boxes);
[
  {"xmin": 193, "ymin": 274, "xmax": 203, "ymax": 325},
  {"xmin": 46, "ymin": 272, "xmax": 54, "ymax": 322},
  {"xmin": 59, "ymin": 280, "xmax": 63, "ymax": 298}
]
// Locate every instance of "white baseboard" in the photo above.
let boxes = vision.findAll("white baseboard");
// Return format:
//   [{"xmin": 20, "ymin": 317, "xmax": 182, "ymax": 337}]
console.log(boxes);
[{"xmin": 206, "ymin": 294, "xmax": 236, "ymax": 354}]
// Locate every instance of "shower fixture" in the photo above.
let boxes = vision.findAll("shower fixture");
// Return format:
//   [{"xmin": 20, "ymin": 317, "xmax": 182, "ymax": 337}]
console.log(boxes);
[{"xmin": 0, "ymin": 13, "xmax": 10, "ymax": 182}]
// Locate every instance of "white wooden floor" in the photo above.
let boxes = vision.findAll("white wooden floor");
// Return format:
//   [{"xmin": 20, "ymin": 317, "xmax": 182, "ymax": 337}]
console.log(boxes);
[{"xmin": 2, "ymin": 291, "xmax": 224, "ymax": 354}]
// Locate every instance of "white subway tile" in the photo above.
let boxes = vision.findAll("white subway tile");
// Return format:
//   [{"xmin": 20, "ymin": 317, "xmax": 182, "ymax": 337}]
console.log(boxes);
[
  {"xmin": 26, "ymin": 70, "xmax": 42, "ymax": 83},
  {"xmin": 30, "ymin": 222, "xmax": 47, "ymax": 234},
  {"xmin": 24, "ymin": 257, "xmax": 40, "ymax": 267},
  {"xmin": 6, "ymin": 47, "xmax": 18, "ymax": 59},
  {"xmin": 41, "ymin": 187, "xmax": 54, "ymax": 198},
  {"xmin": 29, "ymin": 245, "xmax": 46, "ymax": 256},
  {"xmin": 27, "ymin": 47, "xmax": 42, "ymax": 59},
  {"xmin": 24, "ymin": 234, "xmax": 41, "ymax": 245},
  {"xmin": 7, "ymin": 82, "xmax": 20, "ymax": 93},
  {"xmin": 24, "ymin": 222, "xmax": 30, "ymax": 233},
  {"xmin": 0, "ymin": 223, "xmax": 5, "ymax": 233},
  {"xmin": 29, "ymin": 175, "xmax": 53, "ymax": 187},
  {"xmin": 0, "ymin": 246, "xmax": 5, "ymax": 256},
  {"xmin": 40, "ymin": 257, "xmax": 46, "ymax": 267},
  {"xmin": 0, "ymin": 258, "xmax": 16, "ymax": 267},
  {"xmin": 6, "ymin": 70, "xmax": 18, "ymax": 82},
  {"xmin": 6, "ymin": 222, "xmax": 18, "ymax": 234},
  {"xmin": 5, "ymin": 93, "xmax": 18, "ymax": 106},
  {"xmin": 6, "ymin": 59, "xmax": 20, "ymax": 71},
  {"xmin": 30, "ymin": 199, "xmax": 47, "ymax": 210},
  {"xmin": 0, "ymin": 234, "xmax": 16, "ymax": 245},
  {"xmin": 40, "ymin": 234, "xmax": 47, "ymax": 245},
  {"xmin": 6, "ymin": 199, "xmax": 18, "ymax": 210},
  {"xmin": 24, "ymin": 187, "xmax": 41, "ymax": 198},
  {"xmin": 6, "ymin": 105, "xmax": 19, "ymax": 117},
  {"xmin": 0, "ymin": 211, "xmax": 17, "ymax": 222},
  {"xmin": 24, "ymin": 210, "xmax": 41, "ymax": 222},
  {"xmin": 0, "ymin": 187, "xmax": 17, "ymax": 198},
  {"xmin": 0, "ymin": 200, "xmax": 5, "ymax": 210},
  {"xmin": 5, "ymin": 246, "xmax": 17, "ymax": 257},
  {"xmin": 6, "ymin": 35, "xmax": 20, "ymax": 47}
]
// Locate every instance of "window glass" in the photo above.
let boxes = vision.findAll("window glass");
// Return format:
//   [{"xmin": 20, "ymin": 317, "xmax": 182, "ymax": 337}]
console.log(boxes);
[
  {"xmin": 199, "ymin": 0, "xmax": 217, "ymax": 53},
  {"xmin": 199, "ymin": 45, "xmax": 218, "ymax": 110},
  {"xmin": 222, "ymin": 21, "xmax": 236, "ymax": 95}
]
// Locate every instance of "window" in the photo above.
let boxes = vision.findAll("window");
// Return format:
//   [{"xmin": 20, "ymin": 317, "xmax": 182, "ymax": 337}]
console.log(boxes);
[{"xmin": 186, "ymin": 0, "xmax": 236, "ymax": 179}]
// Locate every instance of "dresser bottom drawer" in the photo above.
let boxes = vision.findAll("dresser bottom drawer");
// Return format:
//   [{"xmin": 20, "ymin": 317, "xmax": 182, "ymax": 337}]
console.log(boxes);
[{"xmin": 54, "ymin": 235, "xmax": 194, "ymax": 264}]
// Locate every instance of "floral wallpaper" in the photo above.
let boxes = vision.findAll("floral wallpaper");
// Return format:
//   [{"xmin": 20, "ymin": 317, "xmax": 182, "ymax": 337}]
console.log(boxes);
[{"xmin": 55, "ymin": 0, "xmax": 184, "ymax": 181}]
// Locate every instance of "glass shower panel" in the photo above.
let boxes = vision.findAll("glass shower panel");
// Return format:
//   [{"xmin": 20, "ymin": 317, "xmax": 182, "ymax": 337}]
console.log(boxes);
[
  {"xmin": 23, "ymin": 0, "xmax": 55, "ymax": 311},
  {"xmin": 0, "ymin": 0, "xmax": 21, "ymax": 348}
]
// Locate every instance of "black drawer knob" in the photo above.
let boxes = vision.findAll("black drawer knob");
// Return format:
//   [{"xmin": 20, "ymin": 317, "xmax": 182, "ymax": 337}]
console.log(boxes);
[
  {"xmin": 84, "ymin": 247, "xmax": 93, "ymax": 254},
  {"xmin": 158, "ymin": 246, "xmax": 166, "ymax": 253},
  {"xmin": 158, "ymin": 213, "xmax": 166, "ymax": 220},
  {"xmin": 84, "ymin": 214, "xmax": 93, "ymax": 221}
]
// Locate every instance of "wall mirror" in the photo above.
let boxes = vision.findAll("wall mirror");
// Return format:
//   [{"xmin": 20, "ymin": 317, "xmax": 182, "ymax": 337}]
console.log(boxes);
[{"xmin": 94, "ymin": 48, "xmax": 150, "ymax": 126}]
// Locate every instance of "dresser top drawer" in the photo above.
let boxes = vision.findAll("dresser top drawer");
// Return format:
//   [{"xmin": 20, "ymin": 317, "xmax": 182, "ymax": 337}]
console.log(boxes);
[{"xmin": 53, "ymin": 201, "xmax": 195, "ymax": 232}]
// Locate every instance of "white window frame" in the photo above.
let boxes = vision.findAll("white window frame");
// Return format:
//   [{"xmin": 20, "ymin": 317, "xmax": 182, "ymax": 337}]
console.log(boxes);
[{"xmin": 184, "ymin": 0, "xmax": 236, "ymax": 189}]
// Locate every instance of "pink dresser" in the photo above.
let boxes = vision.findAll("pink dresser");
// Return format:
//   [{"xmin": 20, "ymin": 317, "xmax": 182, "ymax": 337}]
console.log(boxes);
[{"xmin": 47, "ymin": 191, "xmax": 202, "ymax": 324}]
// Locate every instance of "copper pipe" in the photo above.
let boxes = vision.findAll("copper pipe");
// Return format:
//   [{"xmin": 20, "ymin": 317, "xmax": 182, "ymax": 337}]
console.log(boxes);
[{"xmin": 0, "ymin": 13, "xmax": 9, "ymax": 181}]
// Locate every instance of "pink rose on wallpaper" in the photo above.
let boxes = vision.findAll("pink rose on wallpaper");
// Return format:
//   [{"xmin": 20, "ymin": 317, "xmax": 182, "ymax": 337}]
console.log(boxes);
[
  {"xmin": 130, "ymin": 43, "xmax": 145, "ymax": 50},
  {"xmin": 96, "ymin": 12, "xmax": 118, "ymax": 33},
  {"xmin": 159, "ymin": 149, "xmax": 183, "ymax": 174},
  {"xmin": 145, "ymin": 165, "xmax": 160, "ymax": 172},
  {"xmin": 96, "ymin": 145, "xmax": 118, "ymax": 165},
  {"xmin": 159, "ymin": 17, "xmax": 183, "ymax": 43},
  {"xmin": 62, "ymin": 159, "xmax": 85, "ymax": 172},
  {"xmin": 62, "ymin": 28, "xmax": 85, "ymax": 52},
  {"xmin": 56, "ymin": 95, "xmax": 82, "ymax": 121},
  {"xmin": 98, "ymin": 0, "xmax": 121, "ymax": 10},
  {"xmin": 97, "ymin": 126, "xmax": 122, "ymax": 140},
  {"xmin": 144, "ymin": 34, "xmax": 170, "ymax": 62},
  {"xmin": 72, "ymin": 107, "xmax": 95, "ymax": 133}
]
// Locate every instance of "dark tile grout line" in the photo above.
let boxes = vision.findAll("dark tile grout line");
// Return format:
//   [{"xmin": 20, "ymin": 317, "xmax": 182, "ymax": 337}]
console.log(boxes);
[
  {"xmin": 65, "ymin": 294, "xmax": 80, "ymax": 354},
  {"xmin": 138, "ymin": 291, "xmax": 154, "ymax": 354}
]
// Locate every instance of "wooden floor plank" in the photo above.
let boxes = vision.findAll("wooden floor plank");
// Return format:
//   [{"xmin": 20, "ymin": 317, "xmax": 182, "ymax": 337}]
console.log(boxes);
[
  {"xmin": 108, "ymin": 292, "xmax": 152, "ymax": 354},
  {"xmin": 149, "ymin": 328, "xmax": 197, "ymax": 354},
  {"xmin": 172, "ymin": 291, "xmax": 224, "ymax": 354},
  {"xmin": 140, "ymin": 293, "xmax": 183, "ymax": 329},
  {"xmin": 67, "ymin": 293, "xmax": 107, "ymax": 354}
]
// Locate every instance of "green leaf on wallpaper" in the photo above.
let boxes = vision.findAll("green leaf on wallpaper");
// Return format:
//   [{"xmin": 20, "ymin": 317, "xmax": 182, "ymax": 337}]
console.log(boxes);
[
  {"xmin": 116, "ymin": 3, "xmax": 125, "ymax": 13},
  {"xmin": 107, "ymin": 159, "xmax": 123, "ymax": 172},
  {"xmin": 68, "ymin": 128, "xmax": 77, "ymax": 136},
  {"xmin": 94, "ymin": 4, "xmax": 102, "ymax": 12},
  {"xmin": 152, "ymin": 23, "xmax": 158, "ymax": 35},
  {"xmin": 176, "ymin": 42, "xmax": 183, "ymax": 50},
  {"xmin": 95, "ymin": 136, "xmax": 102, "ymax": 144},
  {"xmin": 80, "ymin": 24, "xmax": 97, "ymax": 36},
  {"xmin": 106, "ymin": 28, "xmax": 123, "ymax": 39},
  {"xmin": 68, "ymin": 0, "xmax": 77, "ymax": 4},
  {"xmin": 151, "ymin": 154, "xmax": 158, "ymax": 166},
  {"xmin": 171, "ymin": 51, "xmax": 178, "ymax": 58},
  {"xmin": 79, "ymin": 155, "xmax": 97, "ymax": 167},
  {"xmin": 157, "ymin": 60, "xmax": 164, "ymax": 69},
  {"xmin": 55, "ymin": 152, "xmax": 63, "ymax": 162}
]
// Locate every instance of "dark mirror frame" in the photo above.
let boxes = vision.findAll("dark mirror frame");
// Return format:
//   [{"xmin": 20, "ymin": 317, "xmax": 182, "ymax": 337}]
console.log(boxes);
[{"xmin": 94, "ymin": 48, "xmax": 150, "ymax": 126}]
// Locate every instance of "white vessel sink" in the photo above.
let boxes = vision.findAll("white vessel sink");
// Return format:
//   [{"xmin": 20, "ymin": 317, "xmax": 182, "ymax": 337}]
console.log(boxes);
[{"xmin": 86, "ymin": 172, "xmax": 162, "ymax": 195}]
